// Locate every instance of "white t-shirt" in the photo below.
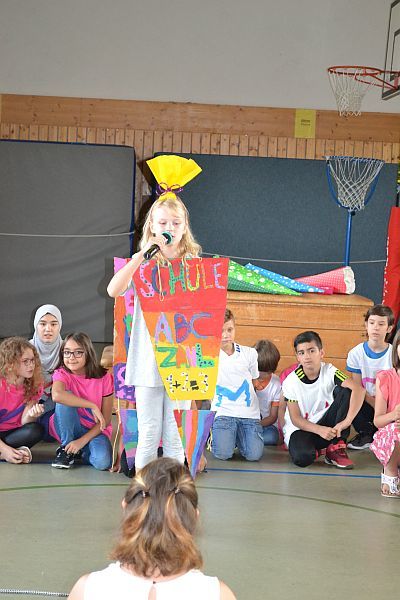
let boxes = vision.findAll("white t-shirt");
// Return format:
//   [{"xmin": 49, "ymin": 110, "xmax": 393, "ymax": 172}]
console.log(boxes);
[
  {"xmin": 211, "ymin": 343, "xmax": 260, "ymax": 419},
  {"xmin": 83, "ymin": 563, "xmax": 221, "ymax": 600},
  {"xmin": 256, "ymin": 373, "xmax": 281, "ymax": 427},
  {"xmin": 125, "ymin": 285, "xmax": 163, "ymax": 387},
  {"xmin": 281, "ymin": 363, "xmax": 346, "ymax": 445},
  {"xmin": 346, "ymin": 341, "xmax": 392, "ymax": 396}
]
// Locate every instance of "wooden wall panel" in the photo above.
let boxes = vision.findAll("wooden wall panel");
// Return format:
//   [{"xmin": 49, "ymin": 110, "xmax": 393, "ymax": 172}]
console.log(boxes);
[
  {"xmin": 1, "ymin": 94, "xmax": 398, "ymax": 225},
  {"xmin": 2, "ymin": 94, "xmax": 399, "ymax": 142}
]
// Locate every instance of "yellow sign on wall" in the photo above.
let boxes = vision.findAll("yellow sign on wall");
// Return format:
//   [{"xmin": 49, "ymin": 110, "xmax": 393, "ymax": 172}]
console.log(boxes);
[{"xmin": 294, "ymin": 109, "xmax": 316, "ymax": 139}]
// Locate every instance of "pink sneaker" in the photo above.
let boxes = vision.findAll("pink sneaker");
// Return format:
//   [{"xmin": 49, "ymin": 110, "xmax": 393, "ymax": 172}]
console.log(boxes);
[{"xmin": 324, "ymin": 441, "xmax": 354, "ymax": 470}]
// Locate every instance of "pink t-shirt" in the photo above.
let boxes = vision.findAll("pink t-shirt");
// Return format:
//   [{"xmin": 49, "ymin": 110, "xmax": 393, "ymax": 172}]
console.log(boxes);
[
  {"xmin": 0, "ymin": 377, "xmax": 42, "ymax": 431},
  {"xmin": 49, "ymin": 368, "xmax": 114, "ymax": 441},
  {"xmin": 376, "ymin": 368, "xmax": 400, "ymax": 412}
]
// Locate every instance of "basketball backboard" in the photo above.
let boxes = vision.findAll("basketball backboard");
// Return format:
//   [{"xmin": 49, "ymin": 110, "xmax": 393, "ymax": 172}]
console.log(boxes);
[{"xmin": 382, "ymin": 0, "xmax": 400, "ymax": 99}]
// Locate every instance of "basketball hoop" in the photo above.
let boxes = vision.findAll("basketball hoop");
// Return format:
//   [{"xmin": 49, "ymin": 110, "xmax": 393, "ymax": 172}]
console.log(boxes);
[
  {"xmin": 326, "ymin": 155, "xmax": 384, "ymax": 265},
  {"xmin": 327, "ymin": 65, "xmax": 400, "ymax": 116}
]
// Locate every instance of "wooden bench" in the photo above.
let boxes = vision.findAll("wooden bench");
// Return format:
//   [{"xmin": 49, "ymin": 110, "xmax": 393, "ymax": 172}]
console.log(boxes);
[{"xmin": 226, "ymin": 290, "xmax": 373, "ymax": 372}]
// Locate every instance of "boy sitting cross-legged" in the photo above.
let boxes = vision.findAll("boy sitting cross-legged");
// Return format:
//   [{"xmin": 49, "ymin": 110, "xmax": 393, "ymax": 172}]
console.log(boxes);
[
  {"xmin": 282, "ymin": 331, "xmax": 365, "ymax": 469},
  {"xmin": 211, "ymin": 309, "xmax": 264, "ymax": 462}
]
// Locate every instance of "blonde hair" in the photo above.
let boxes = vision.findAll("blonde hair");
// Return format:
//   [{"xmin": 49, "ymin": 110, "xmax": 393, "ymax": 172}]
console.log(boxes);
[
  {"xmin": 0, "ymin": 337, "xmax": 43, "ymax": 401},
  {"xmin": 111, "ymin": 458, "xmax": 202, "ymax": 578},
  {"xmin": 140, "ymin": 196, "xmax": 201, "ymax": 260}
]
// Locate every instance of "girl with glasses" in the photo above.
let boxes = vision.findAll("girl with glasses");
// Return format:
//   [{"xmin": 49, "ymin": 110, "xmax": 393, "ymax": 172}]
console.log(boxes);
[
  {"xmin": 0, "ymin": 337, "xmax": 44, "ymax": 464},
  {"xmin": 49, "ymin": 332, "xmax": 114, "ymax": 470}
]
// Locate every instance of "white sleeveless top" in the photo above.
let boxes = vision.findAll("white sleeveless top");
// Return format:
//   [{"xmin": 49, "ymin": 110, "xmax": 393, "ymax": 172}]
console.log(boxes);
[{"xmin": 84, "ymin": 563, "xmax": 221, "ymax": 599}]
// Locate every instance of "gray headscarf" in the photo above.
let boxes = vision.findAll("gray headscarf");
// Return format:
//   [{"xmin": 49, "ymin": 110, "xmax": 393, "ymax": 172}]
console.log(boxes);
[{"xmin": 30, "ymin": 304, "xmax": 63, "ymax": 381}]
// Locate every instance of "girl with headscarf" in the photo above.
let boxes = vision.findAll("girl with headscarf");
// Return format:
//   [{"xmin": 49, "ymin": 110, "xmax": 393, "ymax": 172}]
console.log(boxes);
[{"xmin": 30, "ymin": 304, "xmax": 62, "ymax": 417}]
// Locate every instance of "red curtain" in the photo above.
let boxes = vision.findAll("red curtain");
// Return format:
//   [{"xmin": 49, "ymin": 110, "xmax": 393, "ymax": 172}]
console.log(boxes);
[{"xmin": 382, "ymin": 207, "xmax": 400, "ymax": 326}]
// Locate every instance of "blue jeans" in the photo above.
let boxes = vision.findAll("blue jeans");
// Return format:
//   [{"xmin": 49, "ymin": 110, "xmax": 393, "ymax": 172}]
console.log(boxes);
[
  {"xmin": 262, "ymin": 424, "xmax": 280, "ymax": 446},
  {"xmin": 211, "ymin": 416, "xmax": 264, "ymax": 461},
  {"xmin": 54, "ymin": 404, "xmax": 112, "ymax": 471}
]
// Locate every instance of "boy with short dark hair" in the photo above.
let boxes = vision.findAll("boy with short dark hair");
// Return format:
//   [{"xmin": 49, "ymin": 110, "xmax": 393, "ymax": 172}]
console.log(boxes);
[
  {"xmin": 346, "ymin": 304, "xmax": 394, "ymax": 450},
  {"xmin": 282, "ymin": 331, "xmax": 365, "ymax": 469},
  {"xmin": 211, "ymin": 309, "xmax": 264, "ymax": 461},
  {"xmin": 253, "ymin": 339, "xmax": 282, "ymax": 446}
]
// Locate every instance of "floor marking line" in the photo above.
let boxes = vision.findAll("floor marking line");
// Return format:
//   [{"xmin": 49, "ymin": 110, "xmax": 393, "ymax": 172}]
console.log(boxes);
[
  {"xmin": 196, "ymin": 485, "xmax": 400, "ymax": 518},
  {"xmin": 206, "ymin": 467, "xmax": 380, "ymax": 479},
  {"xmin": 1, "ymin": 482, "xmax": 398, "ymax": 518}
]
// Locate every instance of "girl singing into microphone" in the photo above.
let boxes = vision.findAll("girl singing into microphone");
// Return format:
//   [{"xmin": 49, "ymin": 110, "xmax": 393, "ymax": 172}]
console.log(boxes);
[{"xmin": 107, "ymin": 157, "xmax": 201, "ymax": 472}]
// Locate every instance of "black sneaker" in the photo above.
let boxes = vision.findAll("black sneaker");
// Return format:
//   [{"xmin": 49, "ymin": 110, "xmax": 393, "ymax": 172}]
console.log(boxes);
[
  {"xmin": 347, "ymin": 432, "xmax": 374, "ymax": 450},
  {"xmin": 51, "ymin": 446, "xmax": 75, "ymax": 469}
]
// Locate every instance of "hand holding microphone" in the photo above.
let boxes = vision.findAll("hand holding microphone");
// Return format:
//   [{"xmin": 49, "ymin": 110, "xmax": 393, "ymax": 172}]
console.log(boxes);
[{"xmin": 143, "ymin": 232, "xmax": 173, "ymax": 260}]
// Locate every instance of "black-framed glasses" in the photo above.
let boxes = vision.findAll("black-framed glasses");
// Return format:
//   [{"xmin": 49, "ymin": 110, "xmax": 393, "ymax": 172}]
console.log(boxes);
[{"xmin": 63, "ymin": 350, "xmax": 85, "ymax": 359}]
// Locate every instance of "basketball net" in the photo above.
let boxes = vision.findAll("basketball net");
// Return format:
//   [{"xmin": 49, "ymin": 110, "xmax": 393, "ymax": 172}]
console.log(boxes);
[
  {"xmin": 326, "ymin": 156, "xmax": 384, "ymax": 265},
  {"xmin": 326, "ymin": 156, "xmax": 384, "ymax": 212},
  {"xmin": 327, "ymin": 66, "xmax": 400, "ymax": 116}
]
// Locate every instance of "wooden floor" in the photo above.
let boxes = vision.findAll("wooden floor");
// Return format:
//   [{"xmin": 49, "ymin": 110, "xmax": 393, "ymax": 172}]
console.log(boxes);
[{"xmin": 0, "ymin": 441, "xmax": 398, "ymax": 600}]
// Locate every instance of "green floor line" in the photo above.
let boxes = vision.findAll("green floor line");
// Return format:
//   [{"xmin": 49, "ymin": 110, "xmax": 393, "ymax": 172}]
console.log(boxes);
[{"xmin": 1, "ymin": 482, "xmax": 399, "ymax": 518}]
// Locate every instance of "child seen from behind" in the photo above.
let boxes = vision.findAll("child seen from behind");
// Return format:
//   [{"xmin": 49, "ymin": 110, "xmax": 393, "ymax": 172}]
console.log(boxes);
[{"xmin": 68, "ymin": 457, "xmax": 236, "ymax": 599}]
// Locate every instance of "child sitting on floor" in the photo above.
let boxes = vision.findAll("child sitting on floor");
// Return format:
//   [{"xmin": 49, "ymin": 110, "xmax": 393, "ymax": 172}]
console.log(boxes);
[
  {"xmin": 50, "ymin": 332, "xmax": 114, "ymax": 470},
  {"xmin": 282, "ymin": 330, "xmax": 365, "ymax": 469},
  {"xmin": 371, "ymin": 329, "xmax": 400, "ymax": 498},
  {"xmin": 0, "ymin": 337, "xmax": 44, "ymax": 464},
  {"xmin": 68, "ymin": 457, "xmax": 236, "ymax": 599},
  {"xmin": 346, "ymin": 304, "xmax": 394, "ymax": 450},
  {"xmin": 253, "ymin": 339, "xmax": 282, "ymax": 446},
  {"xmin": 211, "ymin": 309, "xmax": 264, "ymax": 462}
]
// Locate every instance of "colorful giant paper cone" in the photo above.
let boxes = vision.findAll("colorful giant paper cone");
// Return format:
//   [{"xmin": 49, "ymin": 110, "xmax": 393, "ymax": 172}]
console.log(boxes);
[
  {"xmin": 120, "ymin": 408, "xmax": 139, "ymax": 470},
  {"xmin": 228, "ymin": 260, "xmax": 300, "ymax": 296},
  {"xmin": 245, "ymin": 263, "xmax": 325, "ymax": 294},
  {"xmin": 295, "ymin": 267, "xmax": 355, "ymax": 294},
  {"xmin": 174, "ymin": 409, "xmax": 215, "ymax": 478},
  {"xmin": 146, "ymin": 155, "xmax": 202, "ymax": 199},
  {"xmin": 113, "ymin": 258, "xmax": 135, "ymax": 402},
  {"xmin": 133, "ymin": 257, "xmax": 229, "ymax": 401}
]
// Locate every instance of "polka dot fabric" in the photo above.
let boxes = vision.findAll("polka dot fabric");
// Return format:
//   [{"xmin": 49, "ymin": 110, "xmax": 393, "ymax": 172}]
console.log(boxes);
[
  {"xmin": 295, "ymin": 267, "xmax": 355, "ymax": 294},
  {"xmin": 228, "ymin": 260, "xmax": 300, "ymax": 296},
  {"xmin": 245, "ymin": 263, "xmax": 325, "ymax": 294}
]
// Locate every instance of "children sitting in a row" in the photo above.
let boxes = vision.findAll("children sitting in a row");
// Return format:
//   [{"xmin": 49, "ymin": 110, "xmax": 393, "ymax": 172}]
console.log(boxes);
[
  {"xmin": 2, "ymin": 302, "xmax": 400, "ymax": 498},
  {"xmin": 210, "ymin": 305, "xmax": 400, "ymax": 496},
  {"xmin": 0, "ymin": 331, "xmax": 113, "ymax": 471}
]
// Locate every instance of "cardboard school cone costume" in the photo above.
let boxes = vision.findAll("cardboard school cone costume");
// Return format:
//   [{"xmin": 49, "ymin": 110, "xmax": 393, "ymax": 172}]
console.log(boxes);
[{"xmin": 112, "ymin": 155, "xmax": 227, "ymax": 470}]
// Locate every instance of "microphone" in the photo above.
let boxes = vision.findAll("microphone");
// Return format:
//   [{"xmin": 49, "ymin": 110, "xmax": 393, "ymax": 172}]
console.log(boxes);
[{"xmin": 143, "ymin": 232, "xmax": 173, "ymax": 260}]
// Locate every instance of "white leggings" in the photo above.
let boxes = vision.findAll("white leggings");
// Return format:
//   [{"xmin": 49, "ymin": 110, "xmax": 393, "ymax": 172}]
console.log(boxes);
[{"xmin": 134, "ymin": 386, "xmax": 190, "ymax": 470}]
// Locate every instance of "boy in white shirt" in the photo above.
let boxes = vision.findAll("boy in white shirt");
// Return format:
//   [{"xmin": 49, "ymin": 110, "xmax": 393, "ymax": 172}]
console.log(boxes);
[
  {"xmin": 253, "ymin": 339, "xmax": 282, "ymax": 446},
  {"xmin": 211, "ymin": 309, "xmax": 264, "ymax": 461},
  {"xmin": 282, "ymin": 331, "xmax": 365, "ymax": 469},
  {"xmin": 346, "ymin": 304, "xmax": 394, "ymax": 450}
]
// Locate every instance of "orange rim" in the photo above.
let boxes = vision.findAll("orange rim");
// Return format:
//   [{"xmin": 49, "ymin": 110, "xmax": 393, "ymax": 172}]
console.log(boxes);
[{"xmin": 328, "ymin": 65, "xmax": 400, "ymax": 90}]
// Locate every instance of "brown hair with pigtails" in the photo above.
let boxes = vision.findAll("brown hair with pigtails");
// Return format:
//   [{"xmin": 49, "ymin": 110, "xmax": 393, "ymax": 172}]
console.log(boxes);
[
  {"xmin": 111, "ymin": 457, "xmax": 202, "ymax": 578},
  {"xmin": 0, "ymin": 337, "xmax": 43, "ymax": 401}
]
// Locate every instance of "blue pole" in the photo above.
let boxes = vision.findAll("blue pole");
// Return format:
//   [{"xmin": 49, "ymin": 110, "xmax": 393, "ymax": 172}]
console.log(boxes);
[{"xmin": 344, "ymin": 211, "xmax": 354, "ymax": 266}]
